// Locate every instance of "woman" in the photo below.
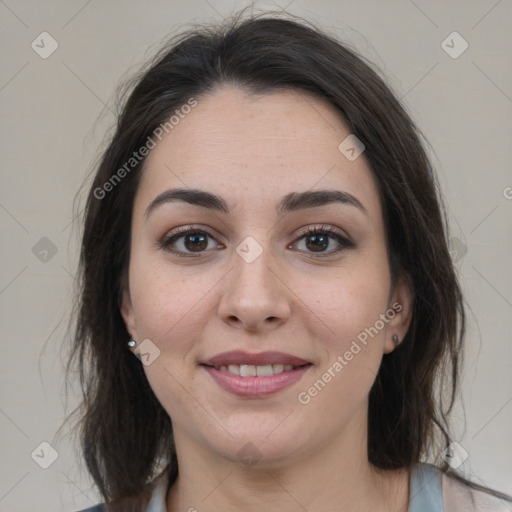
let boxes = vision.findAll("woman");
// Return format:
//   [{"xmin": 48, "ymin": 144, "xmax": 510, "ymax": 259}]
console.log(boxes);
[{"xmin": 68, "ymin": 9, "xmax": 512, "ymax": 512}]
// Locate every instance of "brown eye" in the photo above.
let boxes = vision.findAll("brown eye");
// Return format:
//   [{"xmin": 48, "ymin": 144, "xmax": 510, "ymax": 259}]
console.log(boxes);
[
  {"xmin": 293, "ymin": 225, "xmax": 353, "ymax": 258},
  {"xmin": 182, "ymin": 232, "xmax": 209, "ymax": 252},
  {"xmin": 160, "ymin": 227, "xmax": 220, "ymax": 257},
  {"xmin": 304, "ymin": 232, "xmax": 329, "ymax": 252}
]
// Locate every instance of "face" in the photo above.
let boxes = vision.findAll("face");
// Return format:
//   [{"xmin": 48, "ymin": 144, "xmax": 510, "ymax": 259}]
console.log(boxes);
[{"xmin": 121, "ymin": 87, "xmax": 412, "ymax": 468}]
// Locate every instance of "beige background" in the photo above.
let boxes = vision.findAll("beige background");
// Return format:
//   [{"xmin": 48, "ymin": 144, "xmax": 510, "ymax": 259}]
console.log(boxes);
[{"xmin": 0, "ymin": 1, "xmax": 511, "ymax": 510}]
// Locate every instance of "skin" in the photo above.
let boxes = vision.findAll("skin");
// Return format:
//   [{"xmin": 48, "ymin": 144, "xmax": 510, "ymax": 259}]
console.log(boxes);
[{"xmin": 121, "ymin": 86, "xmax": 414, "ymax": 512}]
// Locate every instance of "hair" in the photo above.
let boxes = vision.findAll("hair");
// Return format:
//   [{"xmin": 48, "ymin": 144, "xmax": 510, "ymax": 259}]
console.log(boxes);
[{"xmin": 66, "ymin": 7, "xmax": 512, "ymax": 511}]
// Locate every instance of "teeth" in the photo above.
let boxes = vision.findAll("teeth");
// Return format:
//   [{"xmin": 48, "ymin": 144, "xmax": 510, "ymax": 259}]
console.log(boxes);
[
  {"xmin": 228, "ymin": 365, "xmax": 240, "ymax": 375},
  {"xmin": 256, "ymin": 364, "xmax": 273, "ymax": 376},
  {"xmin": 240, "ymin": 364, "xmax": 256, "ymax": 377},
  {"xmin": 220, "ymin": 364, "xmax": 298, "ymax": 376}
]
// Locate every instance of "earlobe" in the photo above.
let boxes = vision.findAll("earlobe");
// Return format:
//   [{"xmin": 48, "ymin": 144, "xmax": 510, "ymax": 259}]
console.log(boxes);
[{"xmin": 384, "ymin": 274, "xmax": 414, "ymax": 354}]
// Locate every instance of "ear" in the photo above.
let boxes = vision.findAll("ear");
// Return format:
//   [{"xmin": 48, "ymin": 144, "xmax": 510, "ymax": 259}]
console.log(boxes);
[
  {"xmin": 120, "ymin": 287, "xmax": 139, "ymax": 346},
  {"xmin": 383, "ymin": 273, "xmax": 414, "ymax": 354}
]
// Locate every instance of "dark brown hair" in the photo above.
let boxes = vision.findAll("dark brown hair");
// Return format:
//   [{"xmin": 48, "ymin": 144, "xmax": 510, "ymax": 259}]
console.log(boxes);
[{"xmin": 66, "ymin": 8, "xmax": 512, "ymax": 511}]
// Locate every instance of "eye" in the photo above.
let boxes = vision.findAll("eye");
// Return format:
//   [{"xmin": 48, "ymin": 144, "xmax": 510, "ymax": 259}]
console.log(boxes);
[
  {"xmin": 292, "ymin": 224, "xmax": 353, "ymax": 258},
  {"xmin": 159, "ymin": 225, "xmax": 222, "ymax": 257},
  {"xmin": 159, "ymin": 224, "xmax": 353, "ymax": 258}
]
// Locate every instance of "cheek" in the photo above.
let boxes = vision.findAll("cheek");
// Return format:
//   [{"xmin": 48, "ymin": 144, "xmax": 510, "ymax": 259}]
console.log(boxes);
[
  {"xmin": 128, "ymin": 253, "xmax": 212, "ymax": 344},
  {"xmin": 296, "ymin": 277, "xmax": 389, "ymax": 426},
  {"xmin": 128, "ymin": 263, "xmax": 209, "ymax": 415},
  {"xmin": 303, "ymin": 259, "xmax": 391, "ymax": 348}
]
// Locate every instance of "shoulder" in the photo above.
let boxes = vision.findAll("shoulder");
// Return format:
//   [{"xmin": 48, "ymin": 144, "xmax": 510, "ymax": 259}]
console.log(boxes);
[
  {"xmin": 75, "ymin": 506, "xmax": 106, "ymax": 512},
  {"xmin": 72, "ymin": 471, "xmax": 169, "ymax": 512},
  {"xmin": 442, "ymin": 472, "xmax": 512, "ymax": 512}
]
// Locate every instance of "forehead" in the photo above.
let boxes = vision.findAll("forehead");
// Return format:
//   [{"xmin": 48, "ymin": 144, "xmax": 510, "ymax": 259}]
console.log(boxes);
[{"xmin": 136, "ymin": 87, "xmax": 381, "ymax": 220}]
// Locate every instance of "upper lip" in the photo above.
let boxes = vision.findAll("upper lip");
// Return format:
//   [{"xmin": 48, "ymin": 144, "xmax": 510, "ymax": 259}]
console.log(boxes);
[{"xmin": 201, "ymin": 350, "xmax": 311, "ymax": 367}]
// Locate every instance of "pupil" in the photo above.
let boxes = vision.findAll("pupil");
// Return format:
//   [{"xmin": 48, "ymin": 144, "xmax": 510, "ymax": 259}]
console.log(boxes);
[
  {"xmin": 185, "ymin": 233, "xmax": 207, "ymax": 252},
  {"xmin": 306, "ymin": 234, "xmax": 328, "ymax": 252}
]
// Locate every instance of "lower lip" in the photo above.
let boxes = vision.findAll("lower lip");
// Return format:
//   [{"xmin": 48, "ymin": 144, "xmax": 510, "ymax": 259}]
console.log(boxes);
[{"xmin": 201, "ymin": 365, "xmax": 312, "ymax": 398}]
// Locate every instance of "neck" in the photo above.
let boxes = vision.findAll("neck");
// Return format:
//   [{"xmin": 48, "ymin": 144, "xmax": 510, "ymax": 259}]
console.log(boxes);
[{"xmin": 165, "ymin": 415, "xmax": 410, "ymax": 511}]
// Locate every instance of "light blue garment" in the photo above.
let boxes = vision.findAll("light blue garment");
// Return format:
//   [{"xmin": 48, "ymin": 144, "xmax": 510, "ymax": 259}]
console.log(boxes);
[
  {"xmin": 408, "ymin": 463, "xmax": 444, "ymax": 512},
  {"xmin": 76, "ymin": 462, "xmax": 444, "ymax": 511}
]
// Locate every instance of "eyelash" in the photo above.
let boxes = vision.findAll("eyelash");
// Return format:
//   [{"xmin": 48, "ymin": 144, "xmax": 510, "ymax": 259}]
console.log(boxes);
[{"xmin": 159, "ymin": 224, "xmax": 353, "ymax": 259}]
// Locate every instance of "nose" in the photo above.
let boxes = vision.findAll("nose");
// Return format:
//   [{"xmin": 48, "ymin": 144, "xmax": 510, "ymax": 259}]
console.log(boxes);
[{"xmin": 217, "ymin": 245, "xmax": 291, "ymax": 333}]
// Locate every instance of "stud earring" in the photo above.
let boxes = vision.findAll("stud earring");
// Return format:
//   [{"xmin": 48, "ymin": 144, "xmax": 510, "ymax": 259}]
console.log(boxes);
[
  {"xmin": 127, "ymin": 340, "xmax": 137, "ymax": 348},
  {"xmin": 392, "ymin": 334, "xmax": 399, "ymax": 344}
]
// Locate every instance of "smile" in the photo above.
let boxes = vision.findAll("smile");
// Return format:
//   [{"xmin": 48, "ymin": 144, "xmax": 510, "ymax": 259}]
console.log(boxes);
[
  {"xmin": 212, "ymin": 363, "xmax": 303, "ymax": 377},
  {"xmin": 200, "ymin": 350, "xmax": 313, "ymax": 398}
]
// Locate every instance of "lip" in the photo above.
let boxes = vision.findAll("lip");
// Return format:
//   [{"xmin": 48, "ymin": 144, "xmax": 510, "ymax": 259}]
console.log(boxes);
[
  {"xmin": 201, "ymin": 350, "xmax": 310, "ymax": 367},
  {"xmin": 200, "ymin": 351, "xmax": 312, "ymax": 398},
  {"xmin": 202, "ymin": 364, "xmax": 312, "ymax": 398}
]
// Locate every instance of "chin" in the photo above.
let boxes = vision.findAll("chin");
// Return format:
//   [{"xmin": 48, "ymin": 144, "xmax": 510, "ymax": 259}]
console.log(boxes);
[{"xmin": 201, "ymin": 414, "xmax": 311, "ymax": 467}]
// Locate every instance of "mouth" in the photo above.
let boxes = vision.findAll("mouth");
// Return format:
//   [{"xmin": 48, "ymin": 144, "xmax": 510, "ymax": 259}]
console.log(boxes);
[
  {"xmin": 200, "ymin": 351, "xmax": 313, "ymax": 398},
  {"xmin": 202, "ymin": 362, "xmax": 311, "ymax": 377}
]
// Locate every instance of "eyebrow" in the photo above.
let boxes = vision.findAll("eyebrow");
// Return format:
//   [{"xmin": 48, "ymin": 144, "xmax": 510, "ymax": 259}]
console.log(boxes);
[{"xmin": 144, "ymin": 187, "xmax": 368, "ymax": 219}]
